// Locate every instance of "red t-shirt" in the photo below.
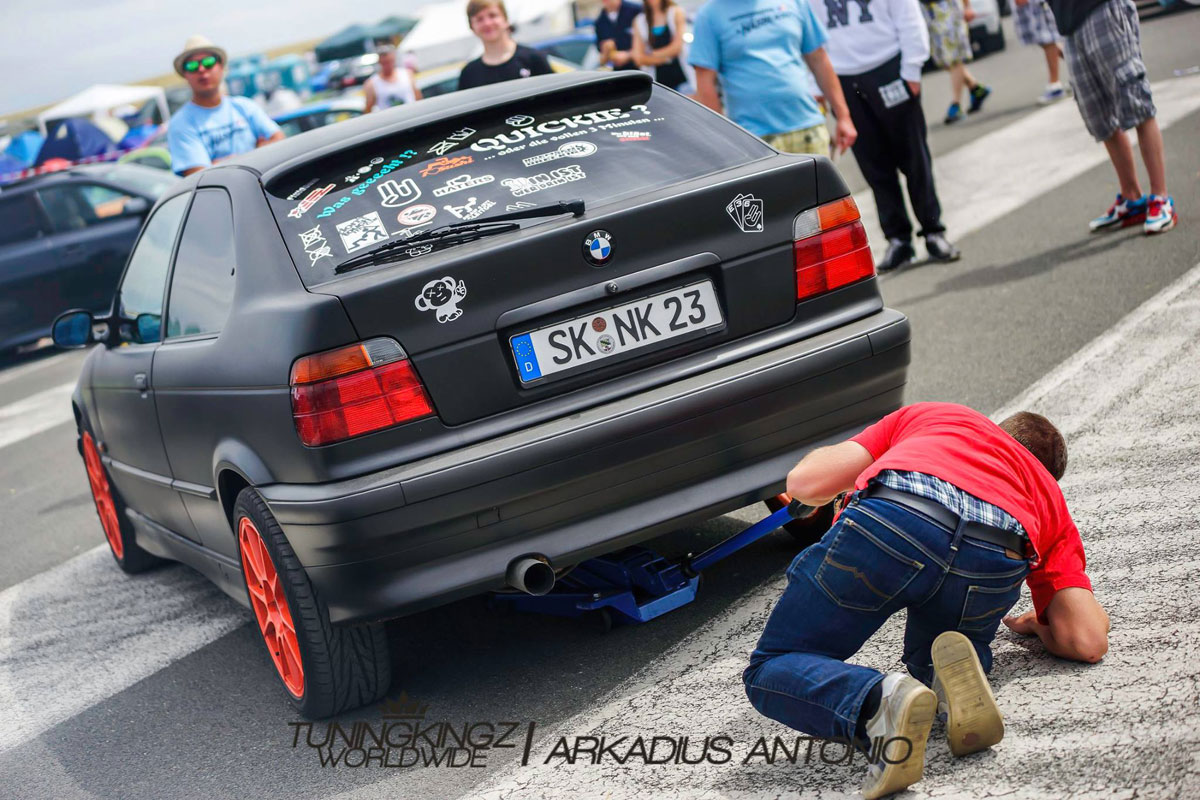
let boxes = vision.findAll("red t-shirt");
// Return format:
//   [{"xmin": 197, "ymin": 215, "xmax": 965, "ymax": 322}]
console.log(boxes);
[{"xmin": 850, "ymin": 402, "xmax": 1091, "ymax": 624}]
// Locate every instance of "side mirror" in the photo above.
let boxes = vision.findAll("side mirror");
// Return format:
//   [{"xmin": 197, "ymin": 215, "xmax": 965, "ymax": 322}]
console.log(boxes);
[
  {"xmin": 123, "ymin": 197, "xmax": 151, "ymax": 217},
  {"xmin": 134, "ymin": 314, "xmax": 162, "ymax": 344},
  {"xmin": 52, "ymin": 310, "xmax": 96, "ymax": 349}
]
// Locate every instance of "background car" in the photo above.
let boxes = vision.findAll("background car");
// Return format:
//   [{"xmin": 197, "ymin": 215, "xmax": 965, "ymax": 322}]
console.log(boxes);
[
  {"xmin": 969, "ymin": 0, "xmax": 1006, "ymax": 56},
  {"xmin": 0, "ymin": 163, "xmax": 175, "ymax": 353},
  {"xmin": 54, "ymin": 71, "xmax": 908, "ymax": 718},
  {"xmin": 272, "ymin": 96, "xmax": 365, "ymax": 137},
  {"xmin": 531, "ymin": 32, "xmax": 601, "ymax": 69}
]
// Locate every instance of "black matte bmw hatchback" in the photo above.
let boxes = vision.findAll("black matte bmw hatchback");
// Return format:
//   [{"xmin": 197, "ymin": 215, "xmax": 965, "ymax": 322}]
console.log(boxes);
[{"xmin": 54, "ymin": 71, "xmax": 910, "ymax": 717}]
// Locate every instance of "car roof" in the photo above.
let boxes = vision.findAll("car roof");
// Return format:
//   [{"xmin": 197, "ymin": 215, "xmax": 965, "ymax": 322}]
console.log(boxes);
[
  {"xmin": 0, "ymin": 164, "xmax": 124, "ymax": 193},
  {"xmin": 224, "ymin": 70, "xmax": 649, "ymax": 185}
]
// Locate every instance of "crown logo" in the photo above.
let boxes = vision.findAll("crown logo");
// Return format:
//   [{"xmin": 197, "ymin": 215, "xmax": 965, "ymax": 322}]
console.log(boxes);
[{"xmin": 382, "ymin": 691, "xmax": 429, "ymax": 720}]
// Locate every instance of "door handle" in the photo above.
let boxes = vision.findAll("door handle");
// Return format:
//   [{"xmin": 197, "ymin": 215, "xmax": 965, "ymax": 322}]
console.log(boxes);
[{"xmin": 134, "ymin": 373, "xmax": 149, "ymax": 391}]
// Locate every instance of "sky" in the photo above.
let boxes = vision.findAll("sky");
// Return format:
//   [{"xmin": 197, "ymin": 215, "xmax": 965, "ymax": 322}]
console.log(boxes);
[{"xmin": 0, "ymin": 0, "xmax": 428, "ymax": 115}]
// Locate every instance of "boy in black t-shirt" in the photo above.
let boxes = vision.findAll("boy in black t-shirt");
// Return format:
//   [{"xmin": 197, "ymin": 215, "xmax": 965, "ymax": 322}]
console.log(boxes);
[{"xmin": 459, "ymin": 0, "xmax": 554, "ymax": 91}]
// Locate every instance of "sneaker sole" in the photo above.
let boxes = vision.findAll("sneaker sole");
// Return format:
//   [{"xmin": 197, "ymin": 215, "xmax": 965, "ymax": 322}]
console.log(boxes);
[
  {"xmin": 1089, "ymin": 211, "xmax": 1147, "ymax": 232},
  {"xmin": 1145, "ymin": 212, "xmax": 1178, "ymax": 235},
  {"xmin": 861, "ymin": 685, "xmax": 937, "ymax": 800},
  {"xmin": 932, "ymin": 632, "xmax": 1004, "ymax": 757}
]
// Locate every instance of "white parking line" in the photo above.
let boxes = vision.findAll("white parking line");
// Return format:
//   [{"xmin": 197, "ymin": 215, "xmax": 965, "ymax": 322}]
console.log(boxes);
[
  {"xmin": 0, "ymin": 349, "xmax": 72, "ymax": 387},
  {"xmin": 0, "ymin": 547, "xmax": 245, "ymax": 753},
  {"xmin": 0, "ymin": 382, "xmax": 76, "ymax": 451},
  {"xmin": 856, "ymin": 74, "xmax": 1200, "ymax": 255},
  {"xmin": 456, "ymin": 260, "xmax": 1200, "ymax": 800}
]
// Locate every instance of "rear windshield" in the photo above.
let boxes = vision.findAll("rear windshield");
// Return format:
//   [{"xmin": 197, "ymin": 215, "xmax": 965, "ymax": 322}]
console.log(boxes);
[{"xmin": 266, "ymin": 83, "xmax": 772, "ymax": 284}]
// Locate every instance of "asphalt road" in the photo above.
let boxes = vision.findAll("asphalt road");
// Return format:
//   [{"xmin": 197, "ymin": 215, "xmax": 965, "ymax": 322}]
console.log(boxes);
[{"xmin": 2, "ymin": 10, "xmax": 1199, "ymax": 799}]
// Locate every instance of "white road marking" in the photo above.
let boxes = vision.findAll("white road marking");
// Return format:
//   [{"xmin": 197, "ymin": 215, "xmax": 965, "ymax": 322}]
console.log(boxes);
[
  {"xmin": 457, "ymin": 260, "xmax": 1200, "ymax": 800},
  {"xmin": 0, "ymin": 349, "xmax": 72, "ymax": 387},
  {"xmin": 855, "ymin": 74, "xmax": 1200, "ymax": 255},
  {"xmin": 0, "ymin": 546, "xmax": 245, "ymax": 753},
  {"xmin": 0, "ymin": 382, "xmax": 76, "ymax": 451}
]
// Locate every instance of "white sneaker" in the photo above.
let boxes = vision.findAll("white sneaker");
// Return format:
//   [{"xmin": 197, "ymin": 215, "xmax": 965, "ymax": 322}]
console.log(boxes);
[
  {"xmin": 932, "ymin": 631, "xmax": 1005, "ymax": 756},
  {"xmin": 860, "ymin": 673, "xmax": 937, "ymax": 800}
]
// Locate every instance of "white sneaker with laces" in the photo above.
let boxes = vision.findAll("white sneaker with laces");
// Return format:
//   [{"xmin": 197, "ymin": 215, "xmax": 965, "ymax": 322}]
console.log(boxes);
[{"xmin": 860, "ymin": 673, "xmax": 937, "ymax": 800}]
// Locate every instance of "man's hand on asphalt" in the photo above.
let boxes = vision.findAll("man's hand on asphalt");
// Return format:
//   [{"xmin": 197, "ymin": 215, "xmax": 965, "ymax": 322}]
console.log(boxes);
[{"xmin": 1002, "ymin": 609, "xmax": 1041, "ymax": 635}]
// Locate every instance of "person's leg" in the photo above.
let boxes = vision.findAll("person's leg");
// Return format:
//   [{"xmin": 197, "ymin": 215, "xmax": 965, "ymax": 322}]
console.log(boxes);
[
  {"xmin": 948, "ymin": 62, "xmax": 967, "ymax": 108},
  {"xmin": 842, "ymin": 75, "xmax": 914, "ymax": 243},
  {"xmin": 1043, "ymin": 43, "xmax": 1061, "ymax": 84},
  {"xmin": 1103, "ymin": 129, "xmax": 1143, "ymax": 199},
  {"xmin": 1134, "ymin": 119, "xmax": 1165, "ymax": 197},
  {"xmin": 886, "ymin": 92, "xmax": 950, "ymax": 244}
]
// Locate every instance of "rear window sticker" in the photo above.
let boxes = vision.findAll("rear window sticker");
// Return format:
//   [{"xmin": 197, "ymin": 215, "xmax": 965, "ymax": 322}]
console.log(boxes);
[
  {"xmin": 286, "ymin": 178, "xmax": 319, "ymax": 201},
  {"xmin": 444, "ymin": 197, "xmax": 496, "ymax": 221},
  {"xmin": 421, "ymin": 155, "xmax": 474, "ymax": 178},
  {"xmin": 501, "ymin": 165, "xmax": 586, "ymax": 197},
  {"xmin": 432, "ymin": 174, "xmax": 495, "ymax": 197},
  {"xmin": 298, "ymin": 225, "xmax": 333, "ymax": 266},
  {"xmin": 471, "ymin": 109, "xmax": 629, "ymax": 152},
  {"xmin": 506, "ymin": 115, "xmax": 535, "ymax": 127},
  {"xmin": 506, "ymin": 201, "xmax": 536, "ymax": 212},
  {"xmin": 336, "ymin": 211, "xmax": 391, "ymax": 253},
  {"xmin": 726, "ymin": 193, "xmax": 764, "ymax": 233},
  {"xmin": 397, "ymin": 204, "xmax": 438, "ymax": 227},
  {"xmin": 522, "ymin": 141, "xmax": 597, "ymax": 167},
  {"xmin": 611, "ymin": 131, "xmax": 651, "ymax": 142},
  {"xmin": 406, "ymin": 244, "xmax": 434, "ymax": 258},
  {"xmin": 318, "ymin": 151, "xmax": 419, "ymax": 219},
  {"xmin": 378, "ymin": 178, "xmax": 422, "ymax": 208},
  {"xmin": 427, "ymin": 128, "xmax": 477, "ymax": 157},
  {"xmin": 288, "ymin": 184, "xmax": 336, "ymax": 219},
  {"xmin": 414, "ymin": 276, "xmax": 467, "ymax": 323}
]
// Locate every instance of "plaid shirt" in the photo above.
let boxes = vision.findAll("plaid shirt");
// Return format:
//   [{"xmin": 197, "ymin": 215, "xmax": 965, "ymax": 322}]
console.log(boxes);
[{"xmin": 874, "ymin": 470, "xmax": 1026, "ymax": 536}]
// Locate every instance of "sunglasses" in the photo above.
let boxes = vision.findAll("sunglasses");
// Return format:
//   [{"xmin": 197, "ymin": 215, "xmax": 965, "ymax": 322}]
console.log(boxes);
[{"xmin": 183, "ymin": 55, "xmax": 220, "ymax": 73}]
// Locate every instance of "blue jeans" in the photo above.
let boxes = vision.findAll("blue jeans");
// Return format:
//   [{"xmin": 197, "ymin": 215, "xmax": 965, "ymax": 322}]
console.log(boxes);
[{"xmin": 743, "ymin": 494, "xmax": 1030, "ymax": 742}]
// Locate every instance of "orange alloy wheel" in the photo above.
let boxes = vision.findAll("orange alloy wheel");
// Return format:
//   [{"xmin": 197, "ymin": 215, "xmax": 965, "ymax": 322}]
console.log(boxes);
[
  {"xmin": 238, "ymin": 517, "xmax": 305, "ymax": 698},
  {"xmin": 82, "ymin": 432, "xmax": 123, "ymax": 559}
]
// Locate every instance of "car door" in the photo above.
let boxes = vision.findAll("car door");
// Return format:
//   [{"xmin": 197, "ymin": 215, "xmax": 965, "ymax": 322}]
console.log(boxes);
[
  {"xmin": 36, "ymin": 182, "xmax": 146, "ymax": 316},
  {"xmin": 89, "ymin": 192, "xmax": 199, "ymax": 541},
  {"xmin": 0, "ymin": 191, "xmax": 56, "ymax": 350}
]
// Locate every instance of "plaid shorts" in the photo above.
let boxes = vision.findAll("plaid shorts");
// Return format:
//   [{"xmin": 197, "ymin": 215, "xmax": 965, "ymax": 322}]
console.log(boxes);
[
  {"xmin": 763, "ymin": 123, "xmax": 831, "ymax": 156},
  {"xmin": 922, "ymin": 0, "xmax": 973, "ymax": 68},
  {"xmin": 1015, "ymin": 0, "xmax": 1062, "ymax": 47},
  {"xmin": 1066, "ymin": 0, "xmax": 1156, "ymax": 141}
]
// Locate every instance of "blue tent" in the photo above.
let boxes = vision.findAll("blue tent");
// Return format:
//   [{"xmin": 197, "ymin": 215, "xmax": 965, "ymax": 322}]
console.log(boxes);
[
  {"xmin": 0, "ymin": 151, "xmax": 27, "ymax": 179},
  {"xmin": 5, "ymin": 130, "xmax": 44, "ymax": 167},
  {"xmin": 35, "ymin": 118, "xmax": 115, "ymax": 166}
]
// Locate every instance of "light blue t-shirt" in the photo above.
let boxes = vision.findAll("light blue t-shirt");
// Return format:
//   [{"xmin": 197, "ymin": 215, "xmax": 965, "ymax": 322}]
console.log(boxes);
[
  {"xmin": 167, "ymin": 96, "xmax": 281, "ymax": 175},
  {"xmin": 689, "ymin": 0, "xmax": 828, "ymax": 137}
]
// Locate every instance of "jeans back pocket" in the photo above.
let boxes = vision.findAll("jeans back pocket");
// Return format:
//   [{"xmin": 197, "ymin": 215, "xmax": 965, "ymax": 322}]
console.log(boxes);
[
  {"xmin": 814, "ymin": 518, "xmax": 924, "ymax": 612},
  {"xmin": 958, "ymin": 577, "xmax": 1025, "ymax": 633}
]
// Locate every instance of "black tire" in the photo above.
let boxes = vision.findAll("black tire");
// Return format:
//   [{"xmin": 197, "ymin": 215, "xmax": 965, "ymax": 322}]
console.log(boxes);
[
  {"xmin": 763, "ymin": 495, "xmax": 837, "ymax": 548},
  {"xmin": 79, "ymin": 425, "xmax": 161, "ymax": 574},
  {"xmin": 234, "ymin": 487, "xmax": 392, "ymax": 718}
]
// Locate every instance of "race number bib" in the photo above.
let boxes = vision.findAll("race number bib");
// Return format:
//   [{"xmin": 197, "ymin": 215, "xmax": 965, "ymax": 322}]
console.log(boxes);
[{"xmin": 878, "ymin": 79, "xmax": 909, "ymax": 109}]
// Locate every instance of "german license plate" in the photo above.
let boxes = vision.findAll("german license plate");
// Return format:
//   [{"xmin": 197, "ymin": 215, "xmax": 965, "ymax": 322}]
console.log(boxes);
[{"xmin": 510, "ymin": 280, "xmax": 723, "ymax": 383}]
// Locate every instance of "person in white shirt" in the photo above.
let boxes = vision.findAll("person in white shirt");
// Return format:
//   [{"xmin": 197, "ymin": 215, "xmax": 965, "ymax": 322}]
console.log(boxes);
[
  {"xmin": 364, "ymin": 46, "xmax": 422, "ymax": 112},
  {"xmin": 821, "ymin": 0, "xmax": 961, "ymax": 271}
]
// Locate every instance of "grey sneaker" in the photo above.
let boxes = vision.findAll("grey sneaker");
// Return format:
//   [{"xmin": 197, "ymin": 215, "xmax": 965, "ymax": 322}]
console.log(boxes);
[
  {"xmin": 860, "ymin": 673, "xmax": 937, "ymax": 800},
  {"xmin": 932, "ymin": 631, "xmax": 1005, "ymax": 756}
]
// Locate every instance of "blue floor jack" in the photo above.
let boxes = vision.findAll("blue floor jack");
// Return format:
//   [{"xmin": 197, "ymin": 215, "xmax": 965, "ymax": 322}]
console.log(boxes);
[{"xmin": 490, "ymin": 499, "xmax": 814, "ymax": 630}]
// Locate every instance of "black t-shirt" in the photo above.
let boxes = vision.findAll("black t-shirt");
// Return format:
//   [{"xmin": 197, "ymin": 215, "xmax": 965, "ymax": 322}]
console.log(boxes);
[
  {"xmin": 1046, "ymin": 0, "xmax": 1108, "ymax": 36},
  {"xmin": 458, "ymin": 45, "xmax": 554, "ymax": 90}
]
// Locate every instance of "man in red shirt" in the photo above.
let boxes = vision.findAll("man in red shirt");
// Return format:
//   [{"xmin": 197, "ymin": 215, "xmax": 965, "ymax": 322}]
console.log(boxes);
[{"xmin": 743, "ymin": 402, "xmax": 1109, "ymax": 799}]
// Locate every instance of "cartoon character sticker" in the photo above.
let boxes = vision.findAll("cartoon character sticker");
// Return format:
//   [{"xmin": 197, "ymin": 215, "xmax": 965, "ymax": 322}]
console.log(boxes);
[
  {"xmin": 414, "ymin": 277, "xmax": 468, "ymax": 323},
  {"xmin": 336, "ymin": 211, "xmax": 390, "ymax": 253}
]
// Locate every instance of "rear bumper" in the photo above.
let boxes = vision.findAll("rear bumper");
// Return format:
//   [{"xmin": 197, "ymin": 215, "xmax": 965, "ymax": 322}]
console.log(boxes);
[{"xmin": 259, "ymin": 307, "xmax": 911, "ymax": 624}]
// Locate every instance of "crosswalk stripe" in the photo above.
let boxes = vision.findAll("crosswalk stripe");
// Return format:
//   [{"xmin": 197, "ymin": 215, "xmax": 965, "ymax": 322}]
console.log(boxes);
[{"xmin": 0, "ymin": 382, "xmax": 76, "ymax": 451}]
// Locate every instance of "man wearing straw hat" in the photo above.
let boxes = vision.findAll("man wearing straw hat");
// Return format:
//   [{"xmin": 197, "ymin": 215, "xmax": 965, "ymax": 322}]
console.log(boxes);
[{"xmin": 167, "ymin": 35, "xmax": 284, "ymax": 177}]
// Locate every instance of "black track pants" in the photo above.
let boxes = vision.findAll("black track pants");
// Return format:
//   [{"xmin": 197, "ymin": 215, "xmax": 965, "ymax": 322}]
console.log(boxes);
[{"xmin": 839, "ymin": 56, "xmax": 945, "ymax": 240}]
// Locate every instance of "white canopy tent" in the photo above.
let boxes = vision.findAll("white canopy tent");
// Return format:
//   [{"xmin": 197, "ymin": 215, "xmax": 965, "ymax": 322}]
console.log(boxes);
[
  {"xmin": 400, "ymin": 0, "xmax": 576, "ymax": 71},
  {"xmin": 37, "ymin": 84, "xmax": 171, "ymax": 136}
]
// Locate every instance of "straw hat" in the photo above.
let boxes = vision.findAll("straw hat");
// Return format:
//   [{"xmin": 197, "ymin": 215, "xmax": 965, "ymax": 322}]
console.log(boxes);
[{"xmin": 173, "ymin": 35, "xmax": 228, "ymax": 77}]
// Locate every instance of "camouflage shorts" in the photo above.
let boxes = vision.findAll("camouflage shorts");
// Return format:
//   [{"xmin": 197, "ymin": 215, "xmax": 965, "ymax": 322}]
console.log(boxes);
[{"xmin": 763, "ymin": 123, "xmax": 831, "ymax": 156}]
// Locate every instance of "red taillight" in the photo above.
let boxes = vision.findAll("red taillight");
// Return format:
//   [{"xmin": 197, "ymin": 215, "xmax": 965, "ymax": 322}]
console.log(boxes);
[
  {"xmin": 290, "ymin": 339, "xmax": 434, "ymax": 447},
  {"xmin": 793, "ymin": 197, "xmax": 876, "ymax": 302}
]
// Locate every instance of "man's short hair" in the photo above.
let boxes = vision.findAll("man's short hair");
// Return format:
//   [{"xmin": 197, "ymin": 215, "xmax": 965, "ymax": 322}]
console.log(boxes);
[{"xmin": 999, "ymin": 411, "xmax": 1068, "ymax": 480}]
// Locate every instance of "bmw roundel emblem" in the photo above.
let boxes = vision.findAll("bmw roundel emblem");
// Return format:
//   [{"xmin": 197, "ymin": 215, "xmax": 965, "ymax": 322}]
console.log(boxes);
[{"xmin": 583, "ymin": 230, "xmax": 614, "ymax": 266}]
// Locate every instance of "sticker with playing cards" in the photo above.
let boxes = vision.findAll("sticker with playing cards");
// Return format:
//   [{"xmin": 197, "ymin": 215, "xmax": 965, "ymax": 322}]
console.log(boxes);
[{"xmin": 726, "ymin": 193, "xmax": 764, "ymax": 233}]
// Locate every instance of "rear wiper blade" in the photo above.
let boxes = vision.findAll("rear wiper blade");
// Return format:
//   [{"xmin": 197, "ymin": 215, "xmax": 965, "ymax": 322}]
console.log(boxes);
[
  {"xmin": 335, "ymin": 222, "xmax": 518, "ymax": 273},
  {"xmin": 332, "ymin": 198, "xmax": 586, "ymax": 274}
]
